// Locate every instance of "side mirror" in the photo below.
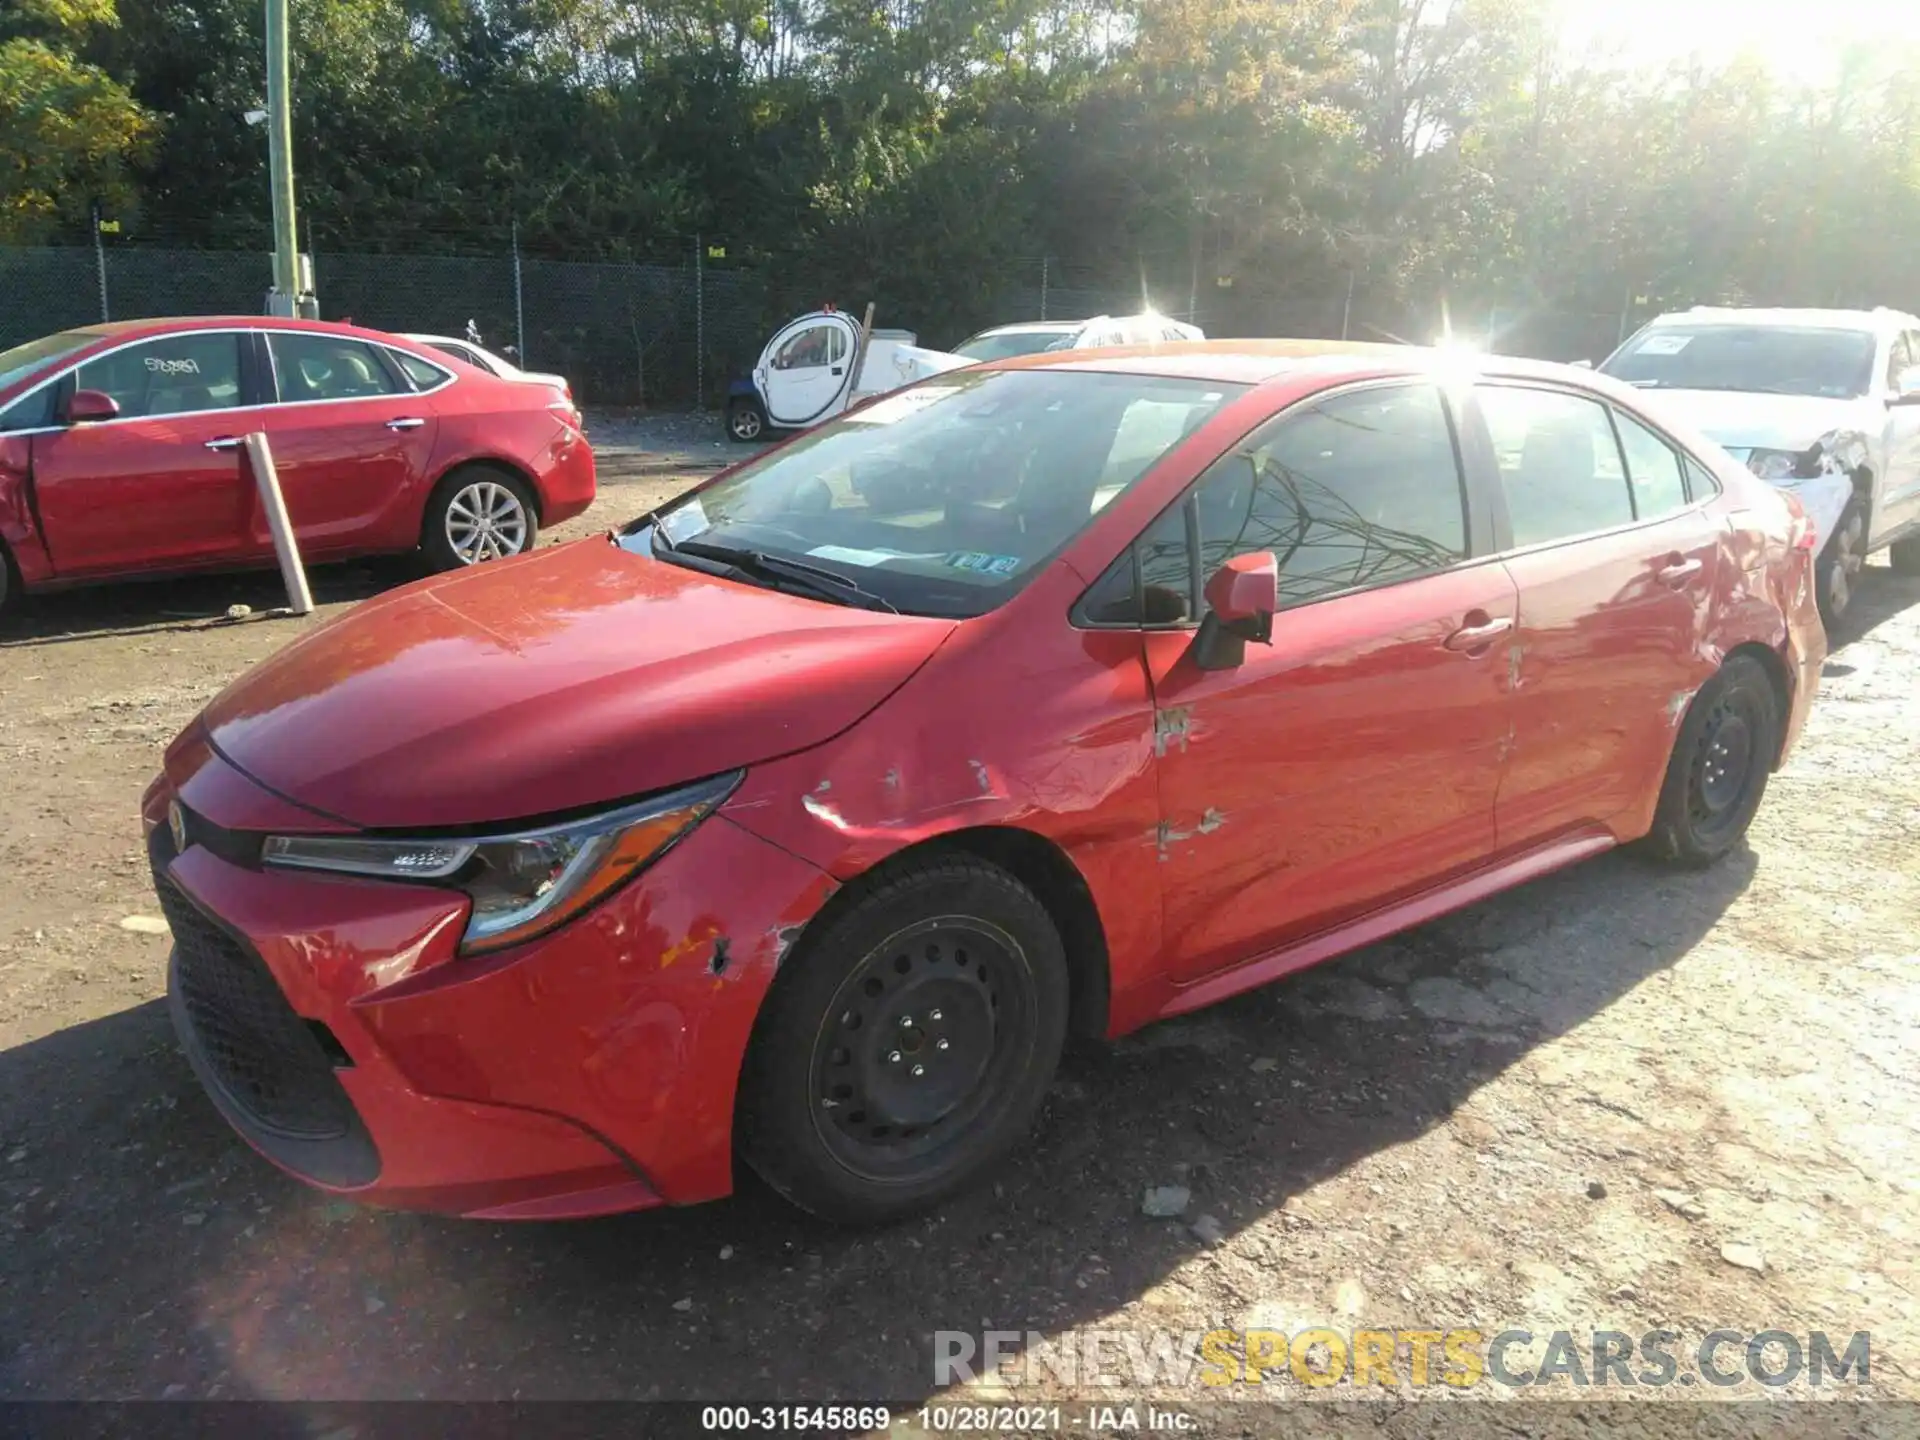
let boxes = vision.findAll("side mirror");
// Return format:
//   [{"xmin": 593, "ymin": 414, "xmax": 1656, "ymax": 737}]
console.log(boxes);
[
  {"xmin": 1570, "ymin": 358, "xmax": 1594, "ymax": 370},
  {"xmin": 1192, "ymin": 553, "xmax": 1279, "ymax": 671},
  {"xmin": 67, "ymin": 389, "xmax": 120, "ymax": 423}
]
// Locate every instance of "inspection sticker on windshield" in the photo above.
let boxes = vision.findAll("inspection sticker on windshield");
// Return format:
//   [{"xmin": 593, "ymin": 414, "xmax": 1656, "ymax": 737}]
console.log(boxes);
[
  {"xmin": 1637, "ymin": 334, "xmax": 1693, "ymax": 355},
  {"xmin": 944, "ymin": 551, "xmax": 1021, "ymax": 576},
  {"xmin": 659, "ymin": 498, "xmax": 708, "ymax": 545},
  {"xmin": 844, "ymin": 387, "xmax": 960, "ymax": 425}
]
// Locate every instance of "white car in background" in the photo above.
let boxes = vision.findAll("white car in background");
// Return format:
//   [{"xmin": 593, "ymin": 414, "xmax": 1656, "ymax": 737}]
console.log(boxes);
[
  {"xmin": 402, "ymin": 332, "xmax": 575, "ymax": 409},
  {"xmin": 952, "ymin": 313, "xmax": 1205, "ymax": 363},
  {"xmin": 1598, "ymin": 306, "xmax": 1920, "ymax": 623}
]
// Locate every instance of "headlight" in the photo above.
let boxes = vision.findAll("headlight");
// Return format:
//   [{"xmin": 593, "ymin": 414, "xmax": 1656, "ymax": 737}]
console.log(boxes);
[
  {"xmin": 1745, "ymin": 448, "xmax": 1809, "ymax": 481},
  {"xmin": 263, "ymin": 773, "xmax": 740, "ymax": 954}
]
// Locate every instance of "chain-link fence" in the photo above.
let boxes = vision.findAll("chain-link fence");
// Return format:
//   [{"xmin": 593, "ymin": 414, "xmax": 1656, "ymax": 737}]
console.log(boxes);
[{"xmin": 0, "ymin": 242, "xmax": 1648, "ymax": 407}]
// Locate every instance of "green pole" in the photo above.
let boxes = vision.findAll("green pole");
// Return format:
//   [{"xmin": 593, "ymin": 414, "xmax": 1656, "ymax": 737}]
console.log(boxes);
[{"xmin": 265, "ymin": 0, "xmax": 300, "ymax": 315}]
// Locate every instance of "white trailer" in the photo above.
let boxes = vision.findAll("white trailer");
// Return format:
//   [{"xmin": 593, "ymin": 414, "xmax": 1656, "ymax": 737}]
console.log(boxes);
[{"xmin": 725, "ymin": 307, "xmax": 971, "ymax": 442}]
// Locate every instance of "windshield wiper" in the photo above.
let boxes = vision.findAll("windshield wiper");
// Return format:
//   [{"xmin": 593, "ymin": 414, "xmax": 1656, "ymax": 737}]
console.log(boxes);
[{"xmin": 673, "ymin": 539, "xmax": 899, "ymax": 613}]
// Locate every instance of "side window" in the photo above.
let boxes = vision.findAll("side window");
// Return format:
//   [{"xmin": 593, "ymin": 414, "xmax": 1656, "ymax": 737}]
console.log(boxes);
[
  {"xmin": 0, "ymin": 385, "xmax": 57, "ymax": 433},
  {"xmin": 1886, "ymin": 333, "xmax": 1911, "ymax": 391},
  {"xmin": 393, "ymin": 349, "xmax": 453, "ymax": 389},
  {"xmin": 270, "ymin": 334, "xmax": 401, "ymax": 403},
  {"xmin": 1613, "ymin": 410, "xmax": 1691, "ymax": 519},
  {"xmin": 1478, "ymin": 385, "xmax": 1633, "ymax": 547},
  {"xmin": 826, "ymin": 328, "xmax": 848, "ymax": 365},
  {"xmin": 1080, "ymin": 498, "xmax": 1192, "ymax": 626},
  {"xmin": 1684, "ymin": 457, "xmax": 1722, "ymax": 502},
  {"xmin": 1896, "ymin": 331, "xmax": 1920, "ymax": 391},
  {"xmin": 772, "ymin": 325, "xmax": 836, "ymax": 371},
  {"xmin": 72, "ymin": 333, "xmax": 242, "ymax": 420},
  {"xmin": 1197, "ymin": 384, "xmax": 1468, "ymax": 611}
]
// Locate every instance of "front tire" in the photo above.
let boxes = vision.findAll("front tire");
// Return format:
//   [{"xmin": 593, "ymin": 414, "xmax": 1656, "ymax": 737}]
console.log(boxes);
[
  {"xmin": 1816, "ymin": 494, "xmax": 1867, "ymax": 627},
  {"xmin": 1642, "ymin": 655, "xmax": 1781, "ymax": 869},
  {"xmin": 738, "ymin": 854, "xmax": 1069, "ymax": 1224},
  {"xmin": 727, "ymin": 397, "xmax": 767, "ymax": 443},
  {"xmin": 0, "ymin": 540, "xmax": 16, "ymax": 620},
  {"xmin": 421, "ymin": 466, "xmax": 539, "ymax": 572}
]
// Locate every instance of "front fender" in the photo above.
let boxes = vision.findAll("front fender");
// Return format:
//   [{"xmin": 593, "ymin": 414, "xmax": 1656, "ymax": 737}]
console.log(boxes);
[{"xmin": 0, "ymin": 437, "xmax": 53, "ymax": 587}]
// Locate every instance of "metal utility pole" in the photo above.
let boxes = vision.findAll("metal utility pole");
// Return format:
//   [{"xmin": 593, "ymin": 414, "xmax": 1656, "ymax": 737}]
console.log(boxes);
[{"xmin": 264, "ymin": 0, "xmax": 301, "ymax": 317}]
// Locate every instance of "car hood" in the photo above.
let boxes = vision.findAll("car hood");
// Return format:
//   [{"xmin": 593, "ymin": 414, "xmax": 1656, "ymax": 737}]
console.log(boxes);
[
  {"xmin": 200, "ymin": 540, "xmax": 956, "ymax": 830},
  {"xmin": 1632, "ymin": 388, "xmax": 1872, "ymax": 453}
]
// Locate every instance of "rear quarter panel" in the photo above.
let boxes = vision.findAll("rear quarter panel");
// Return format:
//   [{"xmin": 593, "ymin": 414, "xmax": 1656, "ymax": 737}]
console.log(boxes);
[
  {"xmin": 426, "ymin": 378, "xmax": 594, "ymax": 525},
  {"xmin": 0, "ymin": 434, "xmax": 54, "ymax": 587}
]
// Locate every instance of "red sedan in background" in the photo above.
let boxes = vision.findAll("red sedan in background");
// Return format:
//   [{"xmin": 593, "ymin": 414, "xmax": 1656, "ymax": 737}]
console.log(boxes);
[
  {"xmin": 0, "ymin": 317, "xmax": 595, "ymax": 615},
  {"xmin": 142, "ymin": 342, "xmax": 1823, "ymax": 1225}
]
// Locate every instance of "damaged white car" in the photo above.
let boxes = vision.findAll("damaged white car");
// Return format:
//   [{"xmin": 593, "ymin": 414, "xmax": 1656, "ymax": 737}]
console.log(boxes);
[{"xmin": 1599, "ymin": 306, "xmax": 1920, "ymax": 624}]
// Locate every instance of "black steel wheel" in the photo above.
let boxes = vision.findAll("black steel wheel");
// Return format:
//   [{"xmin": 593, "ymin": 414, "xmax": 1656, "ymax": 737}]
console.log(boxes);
[
  {"xmin": 1643, "ymin": 655, "xmax": 1781, "ymax": 868},
  {"xmin": 738, "ymin": 854, "xmax": 1068, "ymax": 1223}
]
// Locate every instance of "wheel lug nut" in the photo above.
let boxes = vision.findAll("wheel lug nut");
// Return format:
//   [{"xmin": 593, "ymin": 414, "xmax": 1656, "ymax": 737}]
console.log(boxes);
[
  {"xmin": 911, "ymin": 1064, "xmax": 926, "ymax": 1077},
  {"xmin": 888, "ymin": 1050, "xmax": 902, "ymax": 1063},
  {"xmin": 929, "ymin": 1009, "xmax": 943, "ymax": 1021},
  {"xmin": 899, "ymin": 1016, "xmax": 914, "ymax": 1029},
  {"xmin": 937, "ymin": 1039, "xmax": 950, "ymax": 1051}
]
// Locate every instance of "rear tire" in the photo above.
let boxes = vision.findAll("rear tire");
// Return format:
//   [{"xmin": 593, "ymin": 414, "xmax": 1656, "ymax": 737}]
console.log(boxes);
[
  {"xmin": 1641, "ymin": 655, "xmax": 1781, "ymax": 869},
  {"xmin": 737, "ymin": 854, "xmax": 1069, "ymax": 1224},
  {"xmin": 1815, "ymin": 494, "xmax": 1867, "ymax": 627},
  {"xmin": 727, "ymin": 398, "xmax": 767, "ymax": 443},
  {"xmin": 421, "ymin": 466, "xmax": 539, "ymax": 572},
  {"xmin": 1890, "ymin": 533, "xmax": 1920, "ymax": 576}
]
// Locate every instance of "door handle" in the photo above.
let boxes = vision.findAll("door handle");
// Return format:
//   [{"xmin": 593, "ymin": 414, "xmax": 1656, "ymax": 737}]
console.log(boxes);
[
  {"xmin": 386, "ymin": 417, "xmax": 426, "ymax": 431},
  {"xmin": 830, "ymin": 366, "xmax": 844, "ymax": 376},
  {"xmin": 204, "ymin": 436, "xmax": 242, "ymax": 451},
  {"xmin": 1657, "ymin": 557, "xmax": 1703, "ymax": 587},
  {"xmin": 1444, "ymin": 615, "xmax": 1513, "ymax": 652}
]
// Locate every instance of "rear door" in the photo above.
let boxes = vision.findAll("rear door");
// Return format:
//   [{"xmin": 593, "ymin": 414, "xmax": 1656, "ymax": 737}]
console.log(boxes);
[
  {"xmin": 28, "ymin": 330, "xmax": 254, "ymax": 577},
  {"xmin": 756, "ymin": 315, "xmax": 858, "ymax": 427},
  {"xmin": 251, "ymin": 330, "xmax": 441, "ymax": 558},
  {"xmin": 1471, "ymin": 382, "xmax": 1723, "ymax": 848},
  {"xmin": 1120, "ymin": 381, "xmax": 1518, "ymax": 982}
]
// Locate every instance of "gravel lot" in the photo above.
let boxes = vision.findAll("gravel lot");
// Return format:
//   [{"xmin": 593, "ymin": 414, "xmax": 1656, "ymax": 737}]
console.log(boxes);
[{"xmin": 1, "ymin": 429, "xmax": 1916, "ymax": 1407}]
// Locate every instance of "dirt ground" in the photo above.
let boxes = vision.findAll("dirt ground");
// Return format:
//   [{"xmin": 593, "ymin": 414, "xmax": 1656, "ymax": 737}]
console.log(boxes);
[{"xmin": 1, "ymin": 424, "xmax": 1916, "ymax": 1409}]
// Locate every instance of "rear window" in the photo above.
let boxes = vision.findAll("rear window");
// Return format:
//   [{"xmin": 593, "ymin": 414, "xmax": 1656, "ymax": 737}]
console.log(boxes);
[
  {"xmin": 392, "ymin": 349, "xmax": 454, "ymax": 388},
  {"xmin": 951, "ymin": 330, "xmax": 1079, "ymax": 363},
  {"xmin": 636, "ymin": 369, "xmax": 1245, "ymax": 617}
]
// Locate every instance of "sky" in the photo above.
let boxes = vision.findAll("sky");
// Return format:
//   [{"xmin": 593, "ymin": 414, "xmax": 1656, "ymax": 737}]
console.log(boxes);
[{"xmin": 1560, "ymin": 0, "xmax": 1920, "ymax": 74}]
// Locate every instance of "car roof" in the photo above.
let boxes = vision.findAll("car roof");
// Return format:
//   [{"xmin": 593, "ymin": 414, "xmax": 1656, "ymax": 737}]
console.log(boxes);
[
  {"xmin": 57, "ymin": 316, "xmax": 417, "ymax": 346},
  {"xmin": 1646, "ymin": 307, "xmax": 1918, "ymax": 333},
  {"xmin": 972, "ymin": 322, "xmax": 1085, "ymax": 337},
  {"xmin": 985, "ymin": 338, "xmax": 1601, "ymax": 390}
]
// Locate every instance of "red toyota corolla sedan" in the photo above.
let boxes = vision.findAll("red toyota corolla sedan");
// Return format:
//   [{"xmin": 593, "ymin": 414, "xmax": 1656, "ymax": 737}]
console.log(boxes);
[
  {"xmin": 142, "ymin": 342, "xmax": 1824, "ymax": 1224},
  {"xmin": 0, "ymin": 317, "xmax": 594, "ymax": 615}
]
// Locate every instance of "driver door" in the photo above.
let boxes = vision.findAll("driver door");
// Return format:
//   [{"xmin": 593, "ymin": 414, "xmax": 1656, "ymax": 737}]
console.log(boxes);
[
  {"xmin": 1105, "ymin": 382, "xmax": 1516, "ymax": 983},
  {"xmin": 756, "ymin": 316, "xmax": 858, "ymax": 428},
  {"xmin": 1877, "ymin": 329, "xmax": 1920, "ymax": 544}
]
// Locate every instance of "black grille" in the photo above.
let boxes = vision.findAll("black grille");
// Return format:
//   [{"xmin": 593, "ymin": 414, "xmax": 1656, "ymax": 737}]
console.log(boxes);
[{"xmin": 150, "ymin": 831, "xmax": 356, "ymax": 1142}]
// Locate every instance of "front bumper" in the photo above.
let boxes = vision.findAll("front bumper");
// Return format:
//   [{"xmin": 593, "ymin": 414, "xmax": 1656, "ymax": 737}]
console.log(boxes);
[{"xmin": 146, "ymin": 747, "xmax": 834, "ymax": 1218}]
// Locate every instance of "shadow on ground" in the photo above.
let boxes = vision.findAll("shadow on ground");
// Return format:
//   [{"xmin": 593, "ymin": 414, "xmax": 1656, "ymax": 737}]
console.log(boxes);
[
  {"xmin": 0, "ymin": 558, "xmax": 414, "ymax": 648},
  {"xmin": 0, "ymin": 840, "xmax": 1754, "ymax": 1401}
]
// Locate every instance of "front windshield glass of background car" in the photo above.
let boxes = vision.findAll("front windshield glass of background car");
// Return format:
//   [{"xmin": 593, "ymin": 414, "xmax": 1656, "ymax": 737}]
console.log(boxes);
[
  {"xmin": 952, "ymin": 332, "xmax": 1076, "ymax": 362},
  {"xmin": 1600, "ymin": 325, "xmax": 1877, "ymax": 399},
  {"xmin": 647, "ymin": 369, "xmax": 1246, "ymax": 617}
]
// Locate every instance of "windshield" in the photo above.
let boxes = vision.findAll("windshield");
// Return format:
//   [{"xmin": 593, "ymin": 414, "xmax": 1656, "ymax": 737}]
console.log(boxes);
[
  {"xmin": 635, "ymin": 368, "xmax": 1245, "ymax": 617},
  {"xmin": 953, "ymin": 330, "xmax": 1078, "ymax": 362},
  {"xmin": 0, "ymin": 330, "xmax": 96, "ymax": 393},
  {"xmin": 1601, "ymin": 324, "xmax": 1877, "ymax": 398}
]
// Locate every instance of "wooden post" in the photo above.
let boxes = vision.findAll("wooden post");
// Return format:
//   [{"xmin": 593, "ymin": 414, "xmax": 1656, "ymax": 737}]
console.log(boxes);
[
  {"xmin": 244, "ymin": 432, "xmax": 313, "ymax": 615},
  {"xmin": 852, "ymin": 301, "xmax": 877, "ymax": 395}
]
